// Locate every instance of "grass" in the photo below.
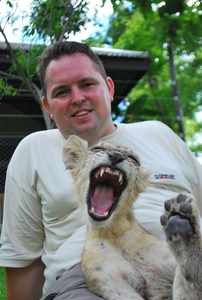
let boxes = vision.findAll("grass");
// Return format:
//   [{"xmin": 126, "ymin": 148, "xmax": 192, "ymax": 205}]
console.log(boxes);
[{"xmin": 0, "ymin": 268, "xmax": 6, "ymax": 300}]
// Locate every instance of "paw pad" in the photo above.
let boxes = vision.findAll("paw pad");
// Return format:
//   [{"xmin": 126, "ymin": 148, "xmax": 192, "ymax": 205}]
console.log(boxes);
[{"xmin": 161, "ymin": 193, "xmax": 196, "ymax": 241}]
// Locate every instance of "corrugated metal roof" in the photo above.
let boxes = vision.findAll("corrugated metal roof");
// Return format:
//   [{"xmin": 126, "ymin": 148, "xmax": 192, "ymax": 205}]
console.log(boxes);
[
  {"xmin": 0, "ymin": 41, "xmax": 149, "ymax": 59},
  {"xmin": 93, "ymin": 47, "xmax": 149, "ymax": 58}
]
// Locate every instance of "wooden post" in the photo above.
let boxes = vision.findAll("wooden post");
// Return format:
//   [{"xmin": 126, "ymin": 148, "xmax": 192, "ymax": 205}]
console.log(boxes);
[{"xmin": 167, "ymin": 41, "xmax": 185, "ymax": 141}]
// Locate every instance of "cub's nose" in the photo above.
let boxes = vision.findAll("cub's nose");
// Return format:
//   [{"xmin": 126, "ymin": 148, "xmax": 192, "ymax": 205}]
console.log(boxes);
[{"xmin": 108, "ymin": 151, "xmax": 125, "ymax": 165}]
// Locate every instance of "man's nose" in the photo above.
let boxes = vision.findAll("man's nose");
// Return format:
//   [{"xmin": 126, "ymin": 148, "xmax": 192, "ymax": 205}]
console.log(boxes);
[{"xmin": 71, "ymin": 87, "xmax": 85, "ymax": 104}]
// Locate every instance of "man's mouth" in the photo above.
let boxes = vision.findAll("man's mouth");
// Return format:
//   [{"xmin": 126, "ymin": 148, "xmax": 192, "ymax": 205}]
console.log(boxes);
[{"xmin": 73, "ymin": 110, "xmax": 90, "ymax": 117}]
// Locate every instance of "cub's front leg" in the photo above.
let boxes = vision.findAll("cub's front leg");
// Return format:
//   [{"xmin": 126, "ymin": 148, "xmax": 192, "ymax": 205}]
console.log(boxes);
[{"xmin": 160, "ymin": 193, "xmax": 202, "ymax": 300}]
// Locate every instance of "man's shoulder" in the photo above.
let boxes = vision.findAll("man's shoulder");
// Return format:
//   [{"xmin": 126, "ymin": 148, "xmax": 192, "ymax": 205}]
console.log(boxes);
[
  {"xmin": 13, "ymin": 129, "xmax": 64, "ymax": 157},
  {"xmin": 20, "ymin": 129, "xmax": 63, "ymax": 145},
  {"xmin": 8, "ymin": 129, "xmax": 65, "ymax": 170},
  {"xmin": 26, "ymin": 128, "xmax": 61, "ymax": 139},
  {"xmin": 119, "ymin": 120, "xmax": 169, "ymax": 132},
  {"xmin": 117, "ymin": 121, "xmax": 177, "ymax": 145}
]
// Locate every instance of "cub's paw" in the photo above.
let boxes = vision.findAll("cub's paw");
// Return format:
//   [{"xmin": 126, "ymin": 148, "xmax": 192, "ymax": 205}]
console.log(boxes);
[{"xmin": 160, "ymin": 193, "xmax": 199, "ymax": 242}]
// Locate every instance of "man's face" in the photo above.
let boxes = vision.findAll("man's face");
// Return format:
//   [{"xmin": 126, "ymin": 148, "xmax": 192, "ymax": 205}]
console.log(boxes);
[{"xmin": 42, "ymin": 53, "xmax": 115, "ymax": 141}]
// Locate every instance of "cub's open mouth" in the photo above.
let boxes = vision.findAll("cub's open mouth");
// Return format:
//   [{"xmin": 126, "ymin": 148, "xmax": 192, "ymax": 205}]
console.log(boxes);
[{"xmin": 88, "ymin": 166, "xmax": 126, "ymax": 221}]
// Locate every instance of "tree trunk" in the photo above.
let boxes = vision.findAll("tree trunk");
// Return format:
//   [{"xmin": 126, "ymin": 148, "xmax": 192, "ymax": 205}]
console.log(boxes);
[{"xmin": 167, "ymin": 41, "xmax": 185, "ymax": 141}]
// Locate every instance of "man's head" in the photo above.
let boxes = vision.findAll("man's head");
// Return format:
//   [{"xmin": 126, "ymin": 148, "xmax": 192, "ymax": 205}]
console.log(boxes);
[
  {"xmin": 37, "ymin": 41, "xmax": 116, "ymax": 141},
  {"xmin": 37, "ymin": 41, "xmax": 107, "ymax": 98}
]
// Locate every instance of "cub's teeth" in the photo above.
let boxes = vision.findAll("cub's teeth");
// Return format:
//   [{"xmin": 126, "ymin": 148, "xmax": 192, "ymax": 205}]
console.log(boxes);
[
  {"xmin": 93, "ymin": 167, "xmax": 124, "ymax": 183},
  {"xmin": 90, "ymin": 207, "xmax": 108, "ymax": 217},
  {"xmin": 119, "ymin": 173, "xmax": 123, "ymax": 185},
  {"xmin": 94, "ymin": 170, "xmax": 99, "ymax": 178},
  {"xmin": 90, "ymin": 207, "xmax": 95, "ymax": 213},
  {"xmin": 100, "ymin": 167, "xmax": 105, "ymax": 177}
]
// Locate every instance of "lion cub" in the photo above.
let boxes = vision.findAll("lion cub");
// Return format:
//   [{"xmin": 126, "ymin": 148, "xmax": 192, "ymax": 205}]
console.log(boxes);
[{"xmin": 63, "ymin": 135, "xmax": 202, "ymax": 300}]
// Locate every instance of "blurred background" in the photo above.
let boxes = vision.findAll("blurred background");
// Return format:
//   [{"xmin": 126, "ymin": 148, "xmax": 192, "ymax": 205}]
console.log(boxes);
[{"xmin": 0, "ymin": 0, "xmax": 202, "ymax": 227}]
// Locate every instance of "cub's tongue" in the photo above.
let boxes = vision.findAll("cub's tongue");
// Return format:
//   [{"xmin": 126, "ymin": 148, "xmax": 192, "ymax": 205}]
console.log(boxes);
[{"xmin": 92, "ymin": 184, "xmax": 114, "ymax": 215}]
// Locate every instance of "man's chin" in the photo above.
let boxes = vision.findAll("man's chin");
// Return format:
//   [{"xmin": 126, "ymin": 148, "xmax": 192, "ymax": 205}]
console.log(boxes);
[{"xmin": 71, "ymin": 125, "xmax": 100, "ymax": 141}]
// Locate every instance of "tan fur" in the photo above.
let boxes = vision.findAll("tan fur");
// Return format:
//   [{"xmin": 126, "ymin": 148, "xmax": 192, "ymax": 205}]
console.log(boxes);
[{"xmin": 63, "ymin": 135, "xmax": 202, "ymax": 300}]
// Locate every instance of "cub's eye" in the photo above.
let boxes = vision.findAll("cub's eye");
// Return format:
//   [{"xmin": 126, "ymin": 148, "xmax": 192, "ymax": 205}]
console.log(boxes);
[
  {"xmin": 91, "ymin": 147, "xmax": 105, "ymax": 152},
  {"xmin": 128, "ymin": 155, "xmax": 140, "ymax": 166}
]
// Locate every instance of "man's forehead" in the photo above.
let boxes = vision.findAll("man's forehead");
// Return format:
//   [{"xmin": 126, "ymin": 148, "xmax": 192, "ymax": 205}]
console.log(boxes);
[{"xmin": 46, "ymin": 54, "xmax": 97, "ymax": 77}]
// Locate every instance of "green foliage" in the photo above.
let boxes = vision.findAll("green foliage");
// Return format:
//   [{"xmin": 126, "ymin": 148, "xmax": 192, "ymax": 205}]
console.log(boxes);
[
  {"xmin": 1, "ymin": 0, "xmax": 12, "ymax": 7},
  {"xmin": 23, "ymin": 0, "xmax": 91, "ymax": 42},
  {"xmin": 0, "ymin": 268, "xmax": 6, "ymax": 300},
  {"xmin": 185, "ymin": 116, "xmax": 202, "ymax": 156},
  {"xmin": 8, "ymin": 45, "xmax": 45, "ymax": 79},
  {"xmin": 1, "ymin": 0, "xmax": 96, "ymax": 79},
  {"xmin": 0, "ymin": 78, "xmax": 17, "ymax": 97},
  {"xmin": 106, "ymin": 2, "xmax": 135, "ymax": 46},
  {"xmin": 88, "ymin": 0, "xmax": 201, "ymax": 155},
  {"xmin": 177, "ymin": 50, "xmax": 202, "ymax": 118}
]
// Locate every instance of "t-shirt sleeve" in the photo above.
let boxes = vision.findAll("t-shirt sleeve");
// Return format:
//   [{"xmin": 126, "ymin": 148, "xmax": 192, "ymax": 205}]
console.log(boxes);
[
  {"xmin": 0, "ymin": 142, "xmax": 44, "ymax": 267},
  {"xmin": 157, "ymin": 121, "xmax": 202, "ymax": 213}
]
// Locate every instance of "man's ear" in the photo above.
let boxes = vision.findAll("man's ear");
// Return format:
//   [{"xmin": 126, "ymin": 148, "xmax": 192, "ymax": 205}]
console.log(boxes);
[
  {"xmin": 107, "ymin": 76, "xmax": 115, "ymax": 103},
  {"xmin": 42, "ymin": 97, "xmax": 51, "ymax": 115}
]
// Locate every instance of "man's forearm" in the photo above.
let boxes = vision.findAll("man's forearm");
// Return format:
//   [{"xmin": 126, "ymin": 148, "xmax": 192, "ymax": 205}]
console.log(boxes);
[{"xmin": 6, "ymin": 257, "xmax": 45, "ymax": 300}]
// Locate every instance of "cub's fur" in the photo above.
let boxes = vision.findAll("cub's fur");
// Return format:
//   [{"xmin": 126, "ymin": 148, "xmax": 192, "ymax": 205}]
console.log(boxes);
[{"xmin": 63, "ymin": 135, "xmax": 202, "ymax": 300}]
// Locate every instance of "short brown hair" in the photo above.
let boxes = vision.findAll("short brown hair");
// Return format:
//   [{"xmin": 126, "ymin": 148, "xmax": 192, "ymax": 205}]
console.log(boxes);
[{"xmin": 37, "ymin": 41, "xmax": 107, "ymax": 97}]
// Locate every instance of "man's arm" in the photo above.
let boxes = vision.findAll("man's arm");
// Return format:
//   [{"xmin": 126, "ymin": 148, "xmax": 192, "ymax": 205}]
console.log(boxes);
[{"xmin": 6, "ymin": 257, "xmax": 45, "ymax": 300}]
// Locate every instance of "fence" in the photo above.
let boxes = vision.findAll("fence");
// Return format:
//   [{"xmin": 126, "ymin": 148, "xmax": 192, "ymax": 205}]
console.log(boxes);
[
  {"xmin": 0, "ymin": 135, "xmax": 25, "ymax": 193},
  {"xmin": 0, "ymin": 135, "xmax": 25, "ymax": 231}
]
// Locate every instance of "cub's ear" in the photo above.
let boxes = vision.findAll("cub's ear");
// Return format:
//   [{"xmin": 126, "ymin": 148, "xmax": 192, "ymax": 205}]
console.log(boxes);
[{"xmin": 62, "ymin": 135, "xmax": 88, "ymax": 169}]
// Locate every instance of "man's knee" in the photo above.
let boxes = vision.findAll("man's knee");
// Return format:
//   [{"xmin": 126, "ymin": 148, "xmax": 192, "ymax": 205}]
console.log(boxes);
[{"xmin": 41, "ymin": 264, "xmax": 103, "ymax": 300}]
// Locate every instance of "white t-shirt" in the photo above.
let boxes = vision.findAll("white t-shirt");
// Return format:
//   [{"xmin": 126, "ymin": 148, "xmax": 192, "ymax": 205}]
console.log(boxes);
[{"xmin": 1, "ymin": 121, "xmax": 202, "ymax": 292}]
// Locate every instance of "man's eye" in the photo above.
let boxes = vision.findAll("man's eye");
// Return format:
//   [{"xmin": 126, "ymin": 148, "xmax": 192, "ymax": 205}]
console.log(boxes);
[
  {"xmin": 82, "ymin": 82, "xmax": 95, "ymax": 89},
  {"xmin": 56, "ymin": 90, "xmax": 69, "ymax": 97}
]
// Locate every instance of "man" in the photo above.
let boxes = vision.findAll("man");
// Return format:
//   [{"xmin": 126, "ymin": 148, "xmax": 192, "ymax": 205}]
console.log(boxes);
[{"xmin": 0, "ymin": 41, "xmax": 202, "ymax": 300}]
